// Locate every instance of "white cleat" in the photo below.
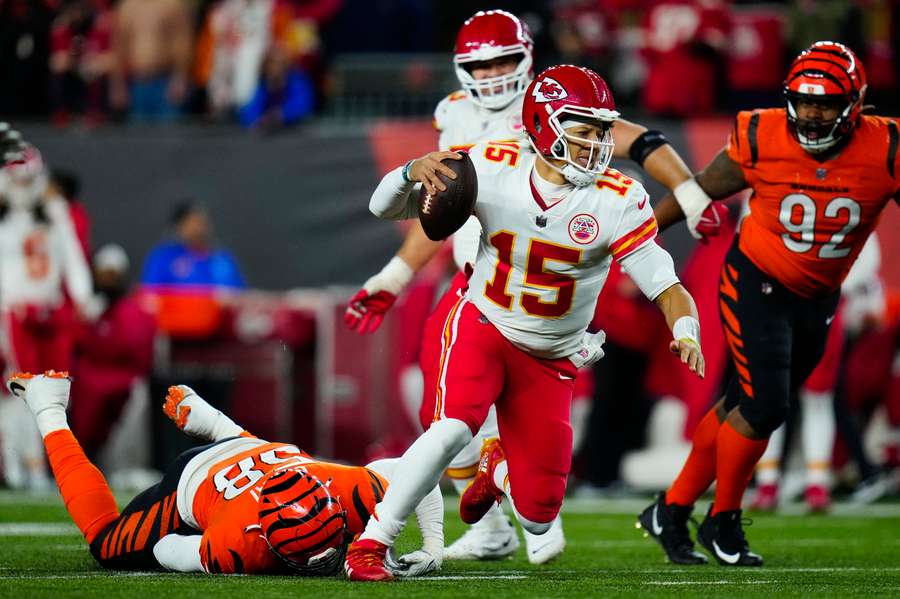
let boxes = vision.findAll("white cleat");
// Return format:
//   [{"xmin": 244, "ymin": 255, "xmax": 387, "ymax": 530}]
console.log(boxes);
[
  {"xmin": 445, "ymin": 515, "xmax": 520, "ymax": 560},
  {"xmin": 7, "ymin": 371, "xmax": 72, "ymax": 415},
  {"xmin": 523, "ymin": 515, "xmax": 565, "ymax": 565}
]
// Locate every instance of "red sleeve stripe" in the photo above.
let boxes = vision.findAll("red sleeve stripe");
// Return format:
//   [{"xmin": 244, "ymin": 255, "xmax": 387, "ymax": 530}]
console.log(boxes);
[{"xmin": 610, "ymin": 217, "xmax": 658, "ymax": 259}]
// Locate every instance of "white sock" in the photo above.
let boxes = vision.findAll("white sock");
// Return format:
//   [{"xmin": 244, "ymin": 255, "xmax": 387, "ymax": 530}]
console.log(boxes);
[
  {"xmin": 801, "ymin": 390, "xmax": 834, "ymax": 488},
  {"xmin": 756, "ymin": 424, "xmax": 784, "ymax": 486},
  {"xmin": 361, "ymin": 418, "xmax": 472, "ymax": 547}
]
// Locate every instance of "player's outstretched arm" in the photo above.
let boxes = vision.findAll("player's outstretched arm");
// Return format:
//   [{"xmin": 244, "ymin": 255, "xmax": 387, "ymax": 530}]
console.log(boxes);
[
  {"xmin": 654, "ymin": 284, "xmax": 705, "ymax": 379},
  {"xmin": 654, "ymin": 148, "xmax": 747, "ymax": 238},
  {"xmin": 366, "ymin": 458, "xmax": 444, "ymax": 577},
  {"xmin": 162, "ymin": 385, "xmax": 250, "ymax": 442},
  {"xmin": 344, "ymin": 222, "xmax": 442, "ymax": 334}
]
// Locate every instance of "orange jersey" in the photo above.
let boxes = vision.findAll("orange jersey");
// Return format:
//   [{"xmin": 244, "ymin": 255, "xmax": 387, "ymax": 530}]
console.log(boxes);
[
  {"xmin": 175, "ymin": 437, "xmax": 387, "ymax": 574},
  {"xmin": 727, "ymin": 109, "xmax": 900, "ymax": 298}
]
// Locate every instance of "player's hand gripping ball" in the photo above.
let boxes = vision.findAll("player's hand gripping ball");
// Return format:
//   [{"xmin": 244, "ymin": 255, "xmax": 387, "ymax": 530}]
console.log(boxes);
[{"xmin": 413, "ymin": 151, "xmax": 478, "ymax": 241}]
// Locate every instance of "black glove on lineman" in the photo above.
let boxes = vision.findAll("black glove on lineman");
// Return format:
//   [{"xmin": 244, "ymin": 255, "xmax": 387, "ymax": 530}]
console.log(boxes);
[{"xmin": 0, "ymin": 122, "xmax": 26, "ymax": 167}]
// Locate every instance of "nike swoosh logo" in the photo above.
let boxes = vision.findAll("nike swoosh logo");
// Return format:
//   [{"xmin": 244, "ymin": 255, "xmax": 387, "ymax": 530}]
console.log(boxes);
[
  {"xmin": 558, "ymin": 373, "xmax": 574, "ymax": 380},
  {"xmin": 637, "ymin": 195, "xmax": 648, "ymax": 210},
  {"xmin": 651, "ymin": 505, "xmax": 663, "ymax": 536},
  {"xmin": 8, "ymin": 381, "xmax": 25, "ymax": 397},
  {"xmin": 712, "ymin": 540, "xmax": 740, "ymax": 564},
  {"xmin": 826, "ymin": 315, "xmax": 835, "ymax": 325}
]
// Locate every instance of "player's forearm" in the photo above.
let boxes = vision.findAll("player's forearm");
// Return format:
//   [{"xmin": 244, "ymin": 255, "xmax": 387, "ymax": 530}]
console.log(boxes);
[
  {"xmin": 655, "ymin": 284, "xmax": 700, "ymax": 337},
  {"xmin": 370, "ymin": 166, "xmax": 419, "ymax": 220},
  {"xmin": 397, "ymin": 221, "xmax": 443, "ymax": 272},
  {"xmin": 653, "ymin": 192, "xmax": 686, "ymax": 233},
  {"xmin": 642, "ymin": 144, "xmax": 694, "ymax": 193}
]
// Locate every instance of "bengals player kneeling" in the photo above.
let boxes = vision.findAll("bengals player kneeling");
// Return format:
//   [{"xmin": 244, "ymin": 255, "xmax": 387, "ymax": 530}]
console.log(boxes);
[{"xmin": 8, "ymin": 371, "xmax": 443, "ymax": 577}]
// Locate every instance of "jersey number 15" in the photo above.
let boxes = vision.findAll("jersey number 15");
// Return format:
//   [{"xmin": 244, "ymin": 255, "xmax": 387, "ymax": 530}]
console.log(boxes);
[{"xmin": 484, "ymin": 231, "xmax": 582, "ymax": 318}]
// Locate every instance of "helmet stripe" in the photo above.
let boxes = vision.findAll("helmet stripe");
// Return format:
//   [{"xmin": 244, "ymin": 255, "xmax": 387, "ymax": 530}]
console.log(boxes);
[
  {"xmin": 259, "ymin": 471, "xmax": 307, "ymax": 496},
  {"xmin": 258, "ymin": 482, "xmax": 323, "ymax": 518}
]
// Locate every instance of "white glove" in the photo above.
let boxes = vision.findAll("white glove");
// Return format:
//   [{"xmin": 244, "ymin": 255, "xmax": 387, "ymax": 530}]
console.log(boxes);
[
  {"xmin": 568, "ymin": 330, "xmax": 606, "ymax": 369},
  {"xmin": 162, "ymin": 384, "xmax": 243, "ymax": 442},
  {"xmin": 386, "ymin": 549, "xmax": 442, "ymax": 578}
]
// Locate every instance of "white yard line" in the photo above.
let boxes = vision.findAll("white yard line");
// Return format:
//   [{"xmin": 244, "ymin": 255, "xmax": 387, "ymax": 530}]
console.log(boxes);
[{"xmin": 0, "ymin": 523, "xmax": 79, "ymax": 536}]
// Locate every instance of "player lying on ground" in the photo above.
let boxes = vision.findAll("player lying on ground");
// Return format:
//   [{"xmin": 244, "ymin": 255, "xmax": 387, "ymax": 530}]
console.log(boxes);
[
  {"xmin": 639, "ymin": 41, "xmax": 900, "ymax": 567},
  {"xmin": 8, "ymin": 371, "xmax": 443, "ymax": 576},
  {"xmin": 343, "ymin": 65, "xmax": 705, "ymax": 582}
]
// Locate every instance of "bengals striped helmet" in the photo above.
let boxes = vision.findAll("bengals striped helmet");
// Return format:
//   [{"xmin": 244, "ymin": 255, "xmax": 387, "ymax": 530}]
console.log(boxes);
[
  {"xmin": 258, "ymin": 468, "xmax": 348, "ymax": 575},
  {"xmin": 783, "ymin": 41, "xmax": 867, "ymax": 153}
]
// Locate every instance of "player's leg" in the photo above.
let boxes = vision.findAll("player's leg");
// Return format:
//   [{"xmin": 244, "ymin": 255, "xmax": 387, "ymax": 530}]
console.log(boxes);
[
  {"xmin": 459, "ymin": 348, "xmax": 574, "ymax": 557},
  {"xmin": 696, "ymin": 249, "xmax": 797, "ymax": 567},
  {"xmin": 348, "ymin": 298, "xmax": 505, "ymax": 581},
  {"xmin": 638, "ymin": 262, "xmax": 747, "ymax": 565},
  {"xmin": 495, "ymin": 351, "xmax": 575, "ymax": 563},
  {"xmin": 88, "ymin": 440, "xmax": 206, "ymax": 570},
  {"xmin": 7, "ymin": 372, "xmax": 119, "ymax": 548},
  {"xmin": 794, "ymin": 297, "xmax": 843, "ymax": 512},
  {"xmin": 750, "ymin": 424, "xmax": 784, "ymax": 511},
  {"xmin": 444, "ymin": 405, "xmax": 519, "ymax": 561}
]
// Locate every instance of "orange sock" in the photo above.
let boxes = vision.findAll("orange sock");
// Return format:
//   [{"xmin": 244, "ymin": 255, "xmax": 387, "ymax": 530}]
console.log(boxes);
[
  {"xmin": 666, "ymin": 409, "xmax": 721, "ymax": 506},
  {"xmin": 713, "ymin": 421, "xmax": 768, "ymax": 515},
  {"xmin": 44, "ymin": 429, "xmax": 119, "ymax": 544}
]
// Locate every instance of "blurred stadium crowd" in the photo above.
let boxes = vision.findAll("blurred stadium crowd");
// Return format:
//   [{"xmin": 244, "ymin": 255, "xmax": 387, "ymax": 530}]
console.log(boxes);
[
  {"xmin": 1, "ymin": 0, "xmax": 899, "ymax": 513},
  {"xmin": 2, "ymin": 0, "xmax": 899, "ymax": 124}
]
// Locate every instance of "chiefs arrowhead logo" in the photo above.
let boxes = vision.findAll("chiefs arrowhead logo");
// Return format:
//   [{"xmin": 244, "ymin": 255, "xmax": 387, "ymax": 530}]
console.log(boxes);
[{"xmin": 531, "ymin": 77, "xmax": 568, "ymax": 103}]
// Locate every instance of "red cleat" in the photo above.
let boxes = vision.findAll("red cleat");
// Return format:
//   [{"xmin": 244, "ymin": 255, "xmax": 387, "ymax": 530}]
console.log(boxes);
[
  {"xmin": 344, "ymin": 538, "xmax": 393, "ymax": 582},
  {"xmin": 804, "ymin": 485, "xmax": 831, "ymax": 513},
  {"xmin": 749, "ymin": 483, "xmax": 778, "ymax": 512},
  {"xmin": 460, "ymin": 438, "xmax": 506, "ymax": 525}
]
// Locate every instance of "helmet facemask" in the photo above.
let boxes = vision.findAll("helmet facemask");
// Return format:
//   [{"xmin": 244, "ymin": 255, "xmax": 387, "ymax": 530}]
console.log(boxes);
[
  {"xmin": 455, "ymin": 51, "xmax": 532, "ymax": 110},
  {"xmin": 531, "ymin": 107, "xmax": 617, "ymax": 187},
  {"xmin": 784, "ymin": 91, "xmax": 858, "ymax": 154}
]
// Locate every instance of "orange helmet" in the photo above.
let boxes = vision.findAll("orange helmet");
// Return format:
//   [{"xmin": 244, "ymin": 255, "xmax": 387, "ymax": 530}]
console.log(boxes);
[
  {"xmin": 258, "ymin": 468, "xmax": 348, "ymax": 575},
  {"xmin": 783, "ymin": 41, "xmax": 867, "ymax": 153}
]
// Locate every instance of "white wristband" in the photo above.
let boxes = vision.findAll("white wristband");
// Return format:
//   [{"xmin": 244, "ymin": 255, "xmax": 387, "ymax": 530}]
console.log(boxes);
[
  {"xmin": 672, "ymin": 316, "xmax": 701, "ymax": 346},
  {"xmin": 365, "ymin": 256, "xmax": 415, "ymax": 295},
  {"xmin": 673, "ymin": 178, "xmax": 712, "ymax": 240}
]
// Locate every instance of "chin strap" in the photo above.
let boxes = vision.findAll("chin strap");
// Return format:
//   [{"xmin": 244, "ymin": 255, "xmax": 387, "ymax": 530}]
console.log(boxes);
[{"xmin": 530, "ymin": 140, "xmax": 595, "ymax": 188}]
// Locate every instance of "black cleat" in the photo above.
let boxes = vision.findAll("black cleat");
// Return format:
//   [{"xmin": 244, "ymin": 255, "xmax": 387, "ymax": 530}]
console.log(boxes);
[
  {"xmin": 637, "ymin": 492, "xmax": 708, "ymax": 565},
  {"xmin": 696, "ymin": 507, "xmax": 763, "ymax": 567}
]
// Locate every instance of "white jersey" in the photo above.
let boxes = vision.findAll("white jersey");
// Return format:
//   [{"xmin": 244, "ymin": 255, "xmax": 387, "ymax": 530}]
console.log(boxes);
[
  {"xmin": 0, "ymin": 197, "xmax": 91, "ymax": 311},
  {"xmin": 465, "ymin": 142, "xmax": 674, "ymax": 359},
  {"xmin": 433, "ymin": 91, "xmax": 527, "ymax": 270},
  {"xmin": 433, "ymin": 90, "xmax": 526, "ymax": 152}
]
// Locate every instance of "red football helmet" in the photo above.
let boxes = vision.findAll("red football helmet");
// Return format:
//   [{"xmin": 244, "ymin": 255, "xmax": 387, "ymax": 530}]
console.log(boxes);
[
  {"xmin": 0, "ymin": 144, "xmax": 47, "ymax": 209},
  {"xmin": 783, "ymin": 41, "xmax": 867, "ymax": 153},
  {"xmin": 454, "ymin": 10, "xmax": 533, "ymax": 110},
  {"xmin": 523, "ymin": 65, "xmax": 619, "ymax": 187},
  {"xmin": 258, "ymin": 468, "xmax": 348, "ymax": 575}
]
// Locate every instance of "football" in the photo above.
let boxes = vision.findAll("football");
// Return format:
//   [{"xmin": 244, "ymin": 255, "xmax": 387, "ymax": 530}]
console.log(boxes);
[{"xmin": 417, "ymin": 152, "xmax": 478, "ymax": 241}]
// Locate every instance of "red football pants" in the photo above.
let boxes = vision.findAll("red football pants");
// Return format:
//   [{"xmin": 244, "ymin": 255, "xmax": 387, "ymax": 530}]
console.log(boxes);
[{"xmin": 419, "ymin": 295, "xmax": 577, "ymax": 524}]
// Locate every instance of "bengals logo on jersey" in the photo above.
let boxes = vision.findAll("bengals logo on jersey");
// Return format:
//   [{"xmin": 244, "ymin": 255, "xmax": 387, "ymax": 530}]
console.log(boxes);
[{"xmin": 531, "ymin": 77, "xmax": 568, "ymax": 103}]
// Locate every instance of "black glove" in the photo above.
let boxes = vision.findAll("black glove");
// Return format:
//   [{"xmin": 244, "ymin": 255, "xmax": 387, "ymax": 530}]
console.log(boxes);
[{"xmin": 0, "ymin": 122, "xmax": 26, "ymax": 167}]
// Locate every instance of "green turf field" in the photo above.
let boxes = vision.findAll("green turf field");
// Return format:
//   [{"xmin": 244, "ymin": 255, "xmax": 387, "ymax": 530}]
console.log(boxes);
[{"xmin": 1, "ymin": 491, "xmax": 899, "ymax": 597}]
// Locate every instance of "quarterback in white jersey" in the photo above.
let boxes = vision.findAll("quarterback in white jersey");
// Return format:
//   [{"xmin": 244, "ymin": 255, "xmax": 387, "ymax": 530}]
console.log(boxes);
[
  {"xmin": 345, "ymin": 9, "xmax": 717, "ymax": 566},
  {"xmin": 344, "ymin": 65, "xmax": 705, "ymax": 582}
]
